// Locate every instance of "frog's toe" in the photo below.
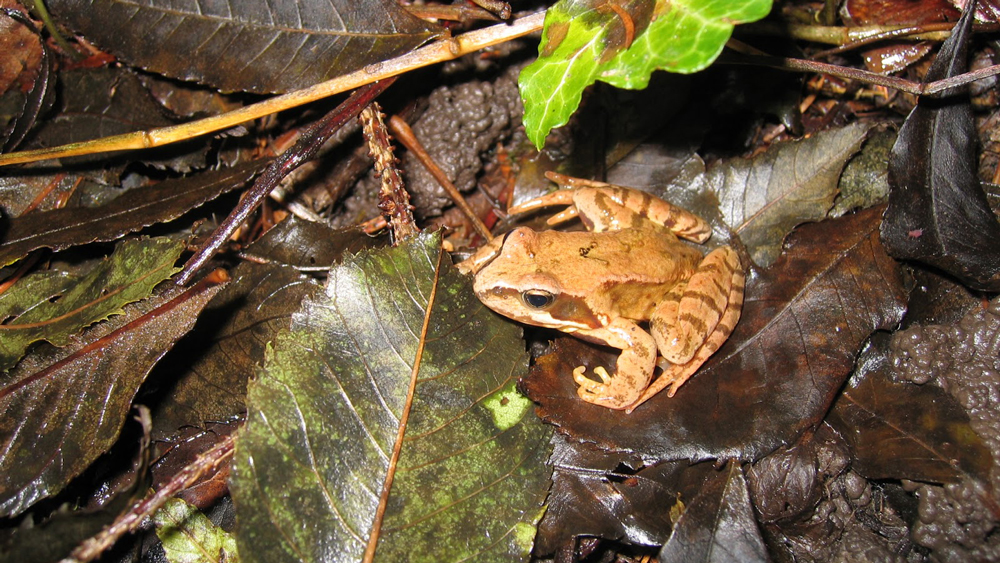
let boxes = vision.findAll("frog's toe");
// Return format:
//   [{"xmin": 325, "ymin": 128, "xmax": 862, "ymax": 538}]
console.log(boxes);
[{"xmin": 573, "ymin": 368, "xmax": 638, "ymax": 409}]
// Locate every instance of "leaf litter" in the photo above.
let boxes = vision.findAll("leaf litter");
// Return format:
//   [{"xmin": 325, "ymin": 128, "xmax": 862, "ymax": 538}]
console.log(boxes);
[{"xmin": 4, "ymin": 0, "xmax": 1000, "ymax": 561}]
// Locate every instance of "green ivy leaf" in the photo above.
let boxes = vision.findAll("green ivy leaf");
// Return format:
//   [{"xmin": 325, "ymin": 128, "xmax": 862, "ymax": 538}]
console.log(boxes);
[{"xmin": 520, "ymin": 0, "xmax": 772, "ymax": 148}]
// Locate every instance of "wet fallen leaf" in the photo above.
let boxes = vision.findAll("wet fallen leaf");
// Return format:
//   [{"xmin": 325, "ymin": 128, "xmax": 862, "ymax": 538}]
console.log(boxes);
[
  {"xmin": 0, "ymin": 160, "xmax": 265, "ymax": 266},
  {"xmin": 880, "ymin": 3, "xmax": 1000, "ymax": 290},
  {"xmin": 150, "ymin": 218, "xmax": 381, "ymax": 437},
  {"xmin": 658, "ymin": 463, "xmax": 769, "ymax": 563},
  {"xmin": 47, "ymin": 0, "xmax": 443, "ymax": 94},
  {"xmin": 522, "ymin": 205, "xmax": 907, "ymax": 462},
  {"xmin": 0, "ymin": 4, "xmax": 41, "ymax": 97},
  {"xmin": 231, "ymin": 232, "xmax": 551, "ymax": 563},
  {"xmin": 827, "ymin": 335, "xmax": 992, "ymax": 484},
  {"xmin": 25, "ymin": 67, "xmax": 173, "ymax": 149},
  {"xmin": 0, "ymin": 236, "xmax": 184, "ymax": 370},
  {"xmin": 148, "ymin": 261, "xmax": 317, "ymax": 439},
  {"xmin": 714, "ymin": 122, "xmax": 870, "ymax": 267},
  {"xmin": 0, "ymin": 4, "xmax": 51, "ymax": 153},
  {"xmin": 0, "ymin": 274, "xmax": 224, "ymax": 517},
  {"xmin": 535, "ymin": 434, "xmax": 719, "ymax": 556}
]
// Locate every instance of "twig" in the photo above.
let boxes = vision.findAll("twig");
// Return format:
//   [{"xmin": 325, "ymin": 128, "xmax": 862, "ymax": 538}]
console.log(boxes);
[
  {"xmin": 722, "ymin": 50, "xmax": 1000, "ymax": 97},
  {"xmin": 0, "ymin": 11, "xmax": 546, "ymax": 167},
  {"xmin": 61, "ymin": 415, "xmax": 236, "ymax": 563},
  {"xmin": 388, "ymin": 115, "xmax": 493, "ymax": 241},
  {"xmin": 176, "ymin": 79, "xmax": 395, "ymax": 285},
  {"xmin": 360, "ymin": 104, "xmax": 418, "ymax": 242}
]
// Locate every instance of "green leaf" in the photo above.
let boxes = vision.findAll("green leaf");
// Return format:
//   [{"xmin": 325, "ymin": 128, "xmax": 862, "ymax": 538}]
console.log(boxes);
[
  {"xmin": 154, "ymin": 498, "xmax": 239, "ymax": 563},
  {"xmin": 0, "ymin": 236, "xmax": 185, "ymax": 370},
  {"xmin": 520, "ymin": 0, "xmax": 772, "ymax": 148},
  {"xmin": 231, "ymin": 232, "xmax": 552, "ymax": 563}
]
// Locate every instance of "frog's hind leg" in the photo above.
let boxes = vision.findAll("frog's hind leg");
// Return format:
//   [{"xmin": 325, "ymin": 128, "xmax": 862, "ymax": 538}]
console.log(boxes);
[
  {"xmin": 633, "ymin": 247, "xmax": 744, "ymax": 411},
  {"xmin": 544, "ymin": 172, "xmax": 711, "ymax": 241}
]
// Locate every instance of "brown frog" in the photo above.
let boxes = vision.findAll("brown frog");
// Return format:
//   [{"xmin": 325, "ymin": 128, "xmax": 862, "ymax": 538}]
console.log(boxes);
[{"xmin": 458, "ymin": 172, "xmax": 744, "ymax": 412}]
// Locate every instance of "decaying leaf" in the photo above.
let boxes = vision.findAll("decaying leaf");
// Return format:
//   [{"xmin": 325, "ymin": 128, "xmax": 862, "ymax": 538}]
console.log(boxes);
[
  {"xmin": 149, "ymin": 261, "xmax": 317, "ymax": 438},
  {"xmin": 231, "ymin": 232, "xmax": 551, "ymax": 563},
  {"xmin": 0, "ymin": 4, "xmax": 52, "ymax": 153},
  {"xmin": 714, "ymin": 122, "xmax": 870, "ymax": 267},
  {"xmin": 0, "ymin": 160, "xmax": 266, "ymax": 267},
  {"xmin": 47, "ymin": 0, "xmax": 443, "ymax": 94},
  {"xmin": 522, "ymin": 206, "xmax": 907, "ymax": 462},
  {"xmin": 0, "ymin": 4, "xmax": 41, "ymax": 97},
  {"xmin": 828, "ymin": 335, "xmax": 993, "ymax": 484},
  {"xmin": 658, "ymin": 463, "xmax": 769, "ymax": 563},
  {"xmin": 0, "ymin": 275, "xmax": 224, "ymax": 517},
  {"xmin": 0, "ymin": 236, "xmax": 185, "ymax": 370},
  {"xmin": 24, "ymin": 67, "xmax": 174, "ymax": 149},
  {"xmin": 880, "ymin": 2, "xmax": 1000, "ymax": 290},
  {"xmin": 535, "ymin": 434, "xmax": 719, "ymax": 556}
]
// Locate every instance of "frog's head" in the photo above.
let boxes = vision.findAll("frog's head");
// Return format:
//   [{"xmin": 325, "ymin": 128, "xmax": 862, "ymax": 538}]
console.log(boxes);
[{"xmin": 472, "ymin": 227, "xmax": 601, "ymax": 331}]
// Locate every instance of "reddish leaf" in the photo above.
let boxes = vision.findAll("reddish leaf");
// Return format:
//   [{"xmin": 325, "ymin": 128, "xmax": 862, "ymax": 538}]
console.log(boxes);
[
  {"xmin": 0, "ymin": 4, "xmax": 41, "ymax": 97},
  {"xmin": 0, "ymin": 275, "xmax": 224, "ymax": 517},
  {"xmin": 522, "ymin": 206, "xmax": 907, "ymax": 461}
]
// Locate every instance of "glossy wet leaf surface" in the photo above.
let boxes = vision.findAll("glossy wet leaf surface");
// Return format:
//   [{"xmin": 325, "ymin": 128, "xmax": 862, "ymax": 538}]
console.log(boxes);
[
  {"xmin": 828, "ymin": 336, "xmax": 993, "ymax": 484},
  {"xmin": 149, "ymin": 218, "xmax": 376, "ymax": 437},
  {"xmin": 658, "ymin": 463, "xmax": 768, "ymax": 563},
  {"xmin": 47, "ymin": 0, "xmax": 443, "ymax": 94},
  {"xmin": 231, "ymin": 232, "xmax": 551, "ymax": 563},
  {"xmin": 0, "ymin": 276, "xmax": 224, "ymax": 517},
  {"xmin": 880, "ymin": 3, "xmax": 1000, "ymax": 290},
  {"xmin": 0, "ymin": 160, "xmax": 265, "ymax": 266},
  {"xmin": 0, "ymin": 236, "xmax": 184, "ymax": 369},
  {"xmin": 522, "ymin": 206, "xmax": 908, "ymax": 461}
]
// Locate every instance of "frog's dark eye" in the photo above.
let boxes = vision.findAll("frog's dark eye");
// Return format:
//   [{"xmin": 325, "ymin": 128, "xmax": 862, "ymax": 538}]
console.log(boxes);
[{"xmin": 521, "ymin": 290, "xmax": 556, "ymax": 309}]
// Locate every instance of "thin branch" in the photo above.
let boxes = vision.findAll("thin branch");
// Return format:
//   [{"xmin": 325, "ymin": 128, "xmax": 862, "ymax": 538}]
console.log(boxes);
[
  {"xmin": 62, "ymin": 385, "xmax": 236, "ymax": 563},
  {"xmin": 176, "ymin": 79, "xmax": 394, "ymax": 285},
  {"xmin": 0, "ymin": 11, "xmax": 546, "ymax": 167},
  {"xmin": 723, "ymin": 50, "xmax": 1000, "ymax": 97},
  {"xmin": 388, "ymin": 115, "xmax": 493, "ymax": 241}
]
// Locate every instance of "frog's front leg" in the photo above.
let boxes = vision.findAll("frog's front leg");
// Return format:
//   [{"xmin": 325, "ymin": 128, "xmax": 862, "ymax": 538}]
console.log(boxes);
[
  {"xmin": 572, "ymin": 319, "xmax": 657, "ymax": 409},
  {"xmin": 455, "ymin": 234, "xmax": 506, "ymax": 276}
]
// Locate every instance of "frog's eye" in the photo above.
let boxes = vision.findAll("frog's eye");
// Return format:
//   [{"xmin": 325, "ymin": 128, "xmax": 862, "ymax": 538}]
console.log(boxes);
[{"xmin": 521, "ymin": 289, "xmax": 555, "ymax": 309}]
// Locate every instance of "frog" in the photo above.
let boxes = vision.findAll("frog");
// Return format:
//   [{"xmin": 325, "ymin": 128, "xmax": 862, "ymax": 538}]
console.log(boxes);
[{"xmin": 457, "ymin": 172, "xmax": 744, "ymax": 412}]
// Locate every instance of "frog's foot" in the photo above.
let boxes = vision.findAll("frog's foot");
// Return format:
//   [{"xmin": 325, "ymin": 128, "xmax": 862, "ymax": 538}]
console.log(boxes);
[{"xmin": 572, "ymin": 366, "xmax": 639, "ymax": 410}]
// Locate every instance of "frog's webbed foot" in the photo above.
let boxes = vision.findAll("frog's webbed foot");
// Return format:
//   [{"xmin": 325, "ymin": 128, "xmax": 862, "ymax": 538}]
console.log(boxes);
[{"xmin": 572, "ymin": 366, "xmax": 641, "ymax": 410}]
